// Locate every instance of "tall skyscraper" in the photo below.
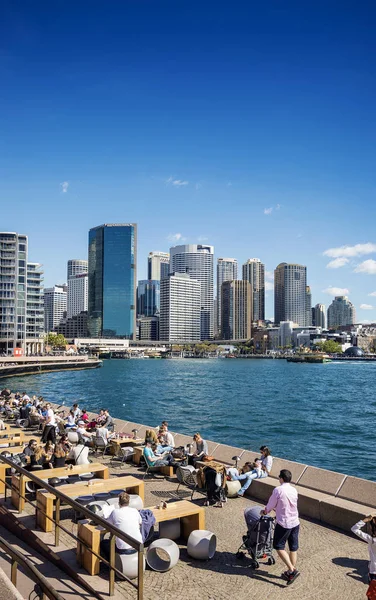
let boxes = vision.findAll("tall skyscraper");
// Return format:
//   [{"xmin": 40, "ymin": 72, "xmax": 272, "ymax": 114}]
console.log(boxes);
[
  {"xmin": 217, "ymin": 258, "xmax": 238, "ymax": 336},
  {"xmin": 305, "ymin": 285, "xmax": 312, "ymax": 326},
  {"xmin": 242, "ymin": 258, "xmax": 265, "ymax": 322},
  {"xmin": 67, "ymin": 273, "xmax": 88, "ymax": 319},
  {"xmin": 44, "ymin": 286, "xmax": 67, "ymax": 332},
  {"xmin": 170, "ymin": 244, "xmax": 214, "ymax": 340},
  {"xmin": 274, "ymin": 263, "xmax": 307, "ymax": 326},
  {"xmin": 0, "ymin": 232, "xmax": 44, "ymax": 354},
  {"xmin": 327, "ymin": 296, "xmax": 356, "ymax": 329},
  {"xmin": 137, "ymin": 280, "xmax": 160, "ymax": 316},
  {"xmin": 313, "ymin": 303, "xmax": 326, "ymax": 329},
  {"xmin": 221, "ymin": 280, "xmax": 252, "ymax": 340},
  {"xmin": 88, "ymin": 223, "xmax": 137, "ymax": 339},
  {"xmin": 148, "ymin": 252, "xmax": 170, "ymax": 281},
  {"xmin": 159, "ymin": 273, "xmax": 201, "ymax": 342},
  {"xmin": 67, "ymin": 259, "xmax": 88, "ymax": 280}
]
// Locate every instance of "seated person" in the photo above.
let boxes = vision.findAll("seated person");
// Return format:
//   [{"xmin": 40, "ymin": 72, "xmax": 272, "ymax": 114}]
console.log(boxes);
[
  {"xmin": 49, "ymin": 443, "xmax": 67, "ymax": 468},
  {"xmin": 76, "ymin": 420, "xmax": 94, "ymax": 446},
  {"xmin": 23, "ymin": 439, "xmax": 38, "ymax": 458},
  {"xmin": 29, "ymin": 445, "xmax": 47, "ymax": 470},
  {"xmin": 102, "ymin": 409, "xmax": 114, "ymax": 432},
  {"xmin": 101, "ymin": 492, "xmax": 142, "ymax": 558},
  {"xmin": 65, "ymin": 410, "xmax": 77, "ymax": 429},
  {"xmin": 156, "ymin": 425, "xmax": 175, "ymax": 453},
  {"xmin": 231, "ymin": 445, "xmax": 273, "ymax": 497},
  {"xmin": 72, "ymin": 443, "xmax": 90, "ymax": 465},
  {"xmin": 59, "ymin": 434, "xmax": 72, "ymax": 455},
  {"xmin": 143, "ymin": 438, "xmax": 174, "ymax": 467},
  {"xmin": 95, "ymin": 426, "xmax": 113, "ymax": 445},
  {"xmin": 144, "ymin": 429, "xmax": 158, "ymax": 445},
  {"xmin": 80, "ymin": 408, "xmax": 89, "ymax": 423},
  {"xmin": 189, "ymin": 432, "xmax": 208, "ymax": 465}
]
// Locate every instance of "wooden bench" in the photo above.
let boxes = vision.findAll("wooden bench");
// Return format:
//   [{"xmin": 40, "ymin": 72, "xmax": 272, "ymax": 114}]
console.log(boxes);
[
  {"xmin": 36, "ymin": 475, "xmax": 144, "ymax": 532},
  {"xmin": 11, "ymin": 462, "xmax": 109, "ymax": 511},
  {"xmin": 133, "ymin": 446, "xmax": 144, "ymax": 465},
  {"xmin": 77, "ymin": 499, "xmax": 205, "ymax": 575},
  {"xmin": 109, "ymin": 437, "xmax": 143, "ymax": 456}
]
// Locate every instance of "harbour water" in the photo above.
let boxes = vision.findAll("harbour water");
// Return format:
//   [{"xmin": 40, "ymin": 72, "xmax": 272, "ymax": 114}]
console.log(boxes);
[{"xmin": 2, "ymin": 358, "xmax": 375, "ymax": 480}]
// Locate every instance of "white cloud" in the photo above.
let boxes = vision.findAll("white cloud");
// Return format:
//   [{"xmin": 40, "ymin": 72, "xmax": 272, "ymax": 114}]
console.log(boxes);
[
  {"xmin": 60, "ymin": 181, "xmax": 69, "ymax": 193},
  {"xmin": 167, "ymin": 233, "xmax": 186, "ymax": 243},
  {"xmin": 264, "ymin": 207, "xmax": 273, "ymax": 215},
  {"xmin": 166, "ymin": 177, "xmax": 189, "ymax": 187},
  {"xmin": 265, "ymin": 271, "xmax": 274, "ymax": 281},
  {"xmin": 326, "ymin": 257, "xmax": 350, "ymax": 269},
  {"xmin": 368, "ymin": 291, "xmax": 376, "ymax": 297},
  {"xmin": 323, "ymin": 243, "xmax": 376, "ymax": 258},
  {"xmin": 265, "ymin": 281, "xmax": 274, "ymax": 291},
  {"xmin": 322, "ymin": 286, "xmax": 350, "ymax": 296},
  {"xmin": 354, "ymin": 259, "xmax": 376, "ymax": 275},
  {"xmin": 360, "ymin": 304, "xmax": 374, "ymax": 310}
]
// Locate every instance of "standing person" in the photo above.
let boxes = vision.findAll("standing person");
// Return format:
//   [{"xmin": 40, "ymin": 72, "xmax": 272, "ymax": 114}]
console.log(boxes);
[
  {"xmin": 41, "ymin": 403, "xmax": 56, "ymax": 444},
  {"xmin": 351, "ymin": 516, "xmax": 376, "ymax": 585},
  {"xmin": 261, "ymin": 469, "xmax": 300, "ymax": 585},
  {"xmin": 101, "ymin": 492, "xmax": 142, "ymax": 559},
  {"xmin": 232, "ymin": 445, "xmax": 273, "ymax": 497}
]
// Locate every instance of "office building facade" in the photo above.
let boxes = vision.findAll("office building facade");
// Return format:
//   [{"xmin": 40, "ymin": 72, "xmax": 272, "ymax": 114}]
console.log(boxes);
[
  {"xmin": 137, "ymin": 280, "xmax": 160, "ymax": 317},
  {"xmin": 148, "ymin": 251, "xmax": 170, "ymax": 281},
  {"xmin": 138, "ymin": 316, "xmax": 159, "ymax": 341},
  {"xmin": 170, "ymin": 244, "xmax": 214, "ymax": 340},
  {"xmin": 217, "ymin": 258, "xmax": 238, "ymax": 336},
  {"xmin": 67, "ymin": 259, "xmax": 88, "ymax": 281},
  {"xmin": 274, "ymin": 263, "xmax": 307, "ymax": 326},
  {"xmin": 26, "ymin": 263, "xmax": 44, "ymax": 351},
  {"xmin": 221, "ymin": 280, "xmax": 252, "ymax": 340},
  {"xmin": 44, "ymin": 286, "xmax": 67, "ymax": 332},
  {"xmin": 160, "ymin": 273, "xmax": 201, "ymax": 342},
  {"xmin": 67, "ymin": 273, "xmax": 88, "ymax": 319},
  {"xmin": 313, "ymin": 303, "xmax": 326, "ymax": 329},
  {"xmin": 306, "ymin": 285, "xmax": 312, "ymax": 326},
  {"xmin": 327, "ymin": 296, "xmax": 356, "ymax": 329},
  {"xmin": 242, "ymin": 258, "xmax": 265, "ymax": 322},
  {"xmin": 88, "ymin": 223, "xmax": 137, "ymax": 339}
]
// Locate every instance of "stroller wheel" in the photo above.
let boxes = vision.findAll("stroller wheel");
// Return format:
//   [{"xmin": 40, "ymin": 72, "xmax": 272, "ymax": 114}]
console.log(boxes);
[
  {"xmin": 252, "ymin": 560, "xmax": 259, "ymax": 569},
  {"xmin": 268, "ymin": 557, "xmax": 276, "ymax": 565}
]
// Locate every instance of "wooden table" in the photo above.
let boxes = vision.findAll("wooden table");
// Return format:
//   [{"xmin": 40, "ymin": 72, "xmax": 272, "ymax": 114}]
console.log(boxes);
[
  {"xmin": 132, "ymin": 446, "xmax": 144, "ymax": 465},
  {"xmin": 109, "ymin": 437, "xmax": 143, "ymax": 456},
  {"xmin": 77, "ymin": 499, "xmax": 205, "ymax": 575},
  {"xmin": 11, "ymin": 462, "xmax": 109, "ymax": 511},
  {"xmin": 0, "ymin": 432, "xmax": 37, "ymax": 447},
  {"xmin": 0, "ymin": 427, "xmax": 24, "ymax": 436},
  {"xmin": 37, "ymin": 475, "xmax": 144, "ymax": 532}
]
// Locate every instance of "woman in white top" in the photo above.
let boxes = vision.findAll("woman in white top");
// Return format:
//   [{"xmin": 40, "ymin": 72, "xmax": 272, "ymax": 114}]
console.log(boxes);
[
  {"xmin": 351, "ymin": 515, "xmax": 376, "ymax": 583},
  {"xmin": 232, "ymin": 445, "xmax": 273, "ymax": 497}
]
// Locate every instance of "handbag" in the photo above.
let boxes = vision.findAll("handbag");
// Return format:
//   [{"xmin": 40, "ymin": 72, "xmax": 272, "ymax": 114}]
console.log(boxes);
[
  {"xmin": 202, "ymin": 454, "xmax": 214, "ymax": 462},
  {"xmin": 171, "ymin": 447, "xmax": 186, "ymax": 460}
]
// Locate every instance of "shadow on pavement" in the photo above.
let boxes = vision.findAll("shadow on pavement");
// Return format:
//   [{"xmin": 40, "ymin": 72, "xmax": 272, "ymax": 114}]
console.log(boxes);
[{"xmin": 332, "ymin": 556, "xmax": 368, "ymax": 582}]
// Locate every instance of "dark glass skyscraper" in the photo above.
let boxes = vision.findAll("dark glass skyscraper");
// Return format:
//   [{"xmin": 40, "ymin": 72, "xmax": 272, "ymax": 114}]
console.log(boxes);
[
  {"xmin": 137, "ymin": 280, "xmax": 160, "ymax": 316},
  {"xmin": 88, "ymin": 224, "xmax": 137, "ymax": 338}
]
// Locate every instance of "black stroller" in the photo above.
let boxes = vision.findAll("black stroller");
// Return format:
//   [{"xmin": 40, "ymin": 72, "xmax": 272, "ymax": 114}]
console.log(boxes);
[{"xmin": 236, "ymin": 505, "xmax": 276, "ymax": 568}]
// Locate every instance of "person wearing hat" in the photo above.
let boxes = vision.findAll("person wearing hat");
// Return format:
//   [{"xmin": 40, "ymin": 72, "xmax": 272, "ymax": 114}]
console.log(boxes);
[{"xmin": 76, "ymin": 420, "xmax": 94, "ymax": 445}]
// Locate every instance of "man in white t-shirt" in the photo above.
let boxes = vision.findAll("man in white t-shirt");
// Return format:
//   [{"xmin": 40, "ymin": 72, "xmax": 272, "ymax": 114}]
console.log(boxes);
[
  {"xmin": 76, "ymin": 421, "xmax": 94, "ymax": 446},
  {"xmin": 101, "ymin": 492, "xmax": 142, "ymax": 558},
  {"xmin": 41, "ymin": 403, "xmax": 57, "ymax": 443},
  {"xmin": 73, "ymin": 443, "xmax": 90, "ymax": 465}
]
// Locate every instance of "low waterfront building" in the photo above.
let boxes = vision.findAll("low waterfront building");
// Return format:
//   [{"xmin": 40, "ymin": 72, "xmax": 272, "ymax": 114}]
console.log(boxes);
[
  {"xmin": 159, "ymin": 273, "xmax": 201, "ymax": 342},
  {"xmin": 55, "ymin": 310, "xmax": 88, "ymax": 338},
  {"xmin": 73, "ymin": 337, "xmax": 130, "ymax": 352},
  {"xmin": 327, "ymin": 296, "xmax": 356, "ymax": 328}
]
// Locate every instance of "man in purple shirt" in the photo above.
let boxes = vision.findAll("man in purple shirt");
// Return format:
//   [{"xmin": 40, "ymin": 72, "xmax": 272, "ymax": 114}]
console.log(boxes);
[{"xmin": 261, "ymin": 469, "xmax": 300, "ymax": 585}]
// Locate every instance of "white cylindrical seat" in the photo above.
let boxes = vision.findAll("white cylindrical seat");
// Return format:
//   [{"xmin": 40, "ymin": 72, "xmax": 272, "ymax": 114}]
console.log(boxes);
[
  {"xmin": 159, "ymin": 518, "xmax": 181, "ymax": 540},
  {"xmin": 115, "ymin": 551, "xmax": 145, "ymax": 580},
  {"xmin": 146, "ymin": 539, "xmax": 180, "ymax": 572},
  {"xmin": 226, "ymin": 480, "xmax": 241, "ymax": 498},
  {"xmin": 128, "ymin": 494, "xmax": 144, "ymax": 510},
  {"xmin": 187, "ymin": 530, "xmax": 216, "ymax": 560}
]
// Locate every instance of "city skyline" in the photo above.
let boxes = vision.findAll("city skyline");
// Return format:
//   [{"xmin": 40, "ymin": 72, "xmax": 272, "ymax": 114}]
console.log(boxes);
[{"xmin": 1, "ymin": 3, "xmax": 375, "ymax": 321}]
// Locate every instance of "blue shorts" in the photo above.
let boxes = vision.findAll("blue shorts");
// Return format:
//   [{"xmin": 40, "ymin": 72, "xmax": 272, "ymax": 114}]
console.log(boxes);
[{"xmin": 273, "ymin": 523, "xmax": 300, "ymax": 552}]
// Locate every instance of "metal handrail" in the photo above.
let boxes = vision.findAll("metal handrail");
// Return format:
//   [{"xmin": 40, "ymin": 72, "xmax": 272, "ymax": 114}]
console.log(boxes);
[
  {"xmin": 0, "ymin": 455, "xmax": 144, "ymax": 599},
  {"xmin": 0, "ymin": 533, "xmax": 65, "ymax": 600}
]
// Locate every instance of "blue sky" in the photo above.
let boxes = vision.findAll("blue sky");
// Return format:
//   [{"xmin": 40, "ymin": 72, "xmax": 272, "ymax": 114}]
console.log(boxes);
[{"xmin": 1, "ymin": 1, "xmax": 376, "ymax": 321}]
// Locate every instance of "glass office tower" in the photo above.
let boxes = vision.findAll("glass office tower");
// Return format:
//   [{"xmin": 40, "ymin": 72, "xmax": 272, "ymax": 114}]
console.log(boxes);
[
  {"xmin": 88, "ymin": 224, "xmax": 137, "ymax": 338},
  {"xmin": 137, "ymin": 280, "xmax": 160, "ymax": 317}
]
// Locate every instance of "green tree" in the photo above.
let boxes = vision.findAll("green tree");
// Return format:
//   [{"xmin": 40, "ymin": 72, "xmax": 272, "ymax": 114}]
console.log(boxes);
[
  {"xmin": 45, "ymin": 333, "xmax": 67, "ymax": 348},
  {"xmin": 315, "ymin": 340, "xmax": 343, "ymax": 354}
]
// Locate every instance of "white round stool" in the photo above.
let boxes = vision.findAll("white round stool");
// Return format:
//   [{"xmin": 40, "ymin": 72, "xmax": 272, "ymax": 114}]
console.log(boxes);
[
  {"xmin": 187, "ymin": 530, "xmax": 216, "ymax": 560},
  {"xmin": 115, "ymin": 551, "xmax": 145, "ymax": 580},
  {"xmin": 226, "ymin": 480, "xmax": 241, "ymax": 498},
  {"xmin": 146, "ymin": 539, "xmax": 180, "ymax": 572},
  {"xmin": 128, "ymin": 494, "xmax": 144, "ymax": 510}
]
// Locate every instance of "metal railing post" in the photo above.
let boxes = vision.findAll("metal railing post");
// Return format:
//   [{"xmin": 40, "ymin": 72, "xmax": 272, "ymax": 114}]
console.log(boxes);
[
  {"xmin": 18, "ymin": 474, "xmax": 24, "ymax": 513},
  {"xmin": 55, "ymin": 497, "xmax": 60, "ymax": 547},
  {"xmin": 11, "ymin": 559, "xmax": 18, "ymax": 587},
  {"xmin": 138, "ymin": 550, "xmax": 144, "ymax": 600},
  {"xmin": 109, "ymin": 534, "xmax": 116, "ymax": 596}
]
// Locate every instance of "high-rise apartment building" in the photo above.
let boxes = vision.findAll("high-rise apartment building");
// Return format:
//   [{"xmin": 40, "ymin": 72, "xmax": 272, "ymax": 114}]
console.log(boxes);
[
  {"xmin": 274, "ymin": 263, "xmax": 307, "ymax": 326},
  {"xmin": 0, "ymin": 232, "xmax": 44, "ymax": 354},
  {"xmin": 170, "ymin": 244, "xmax": 214, "ymax": 340},
  {"xmin": 148, "ymin": 251, "xmax": 170, "ymax": 281},
  {"xmin": 221, "ymin": 280, "xmax": 252, "ymax": 340},
  {"xmin": 327, "ymin": 296, "xmax": 356, "ymax": 329},
  {"xmin": 306, "ymin": 285, "xmax": 312, "ymax": 326},
  {"xmin": 242, "ymin": 258, "xmax": 265, "ymax": 322},
  {"xmin": 137, "ymin": 280, "xmax": 160, "ymax": 317},
  {"xmin": 160, "ymin": 273, "xmax": 201, "ymax": 342},
  {"xmin": 67, "ymin": 259, "xmax": 88, "ymax": 280},
  {"xmin": 67, "ymin": 273, "xmax": 88, "ymax": 319},
  {"xmin": 44, "ymin": 286, "xmax": 67, "ymax": 332},
  {"xmin": 88, "ymin": 223, "xmax": 137, "ymax": 339},
  {"xmin": 313, "ymin": 303, "xmax": 326, "ymax": 329},
  {"xmin": 217, "ymin": 258, "xmax": 238, "ymax": 336}
]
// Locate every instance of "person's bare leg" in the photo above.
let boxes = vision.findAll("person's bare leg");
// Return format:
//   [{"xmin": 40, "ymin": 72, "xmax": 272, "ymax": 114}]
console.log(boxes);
[
  {"xmin": 289, "ymin": 551, "xmax": 297, "ymax": 569},
  {"xmin": 277, "ymin": 549, "xmax": 294, "ymax": 572}
]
